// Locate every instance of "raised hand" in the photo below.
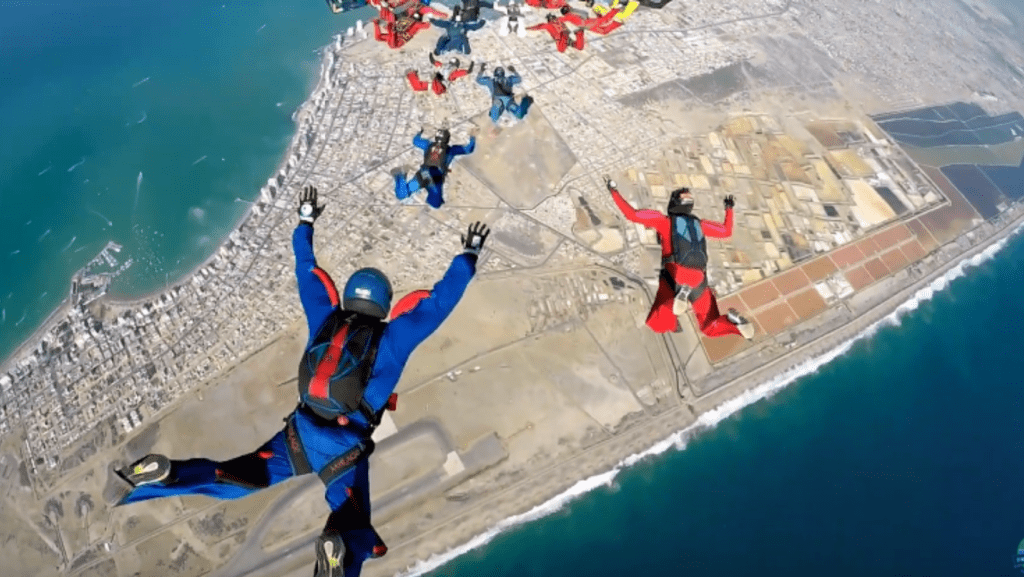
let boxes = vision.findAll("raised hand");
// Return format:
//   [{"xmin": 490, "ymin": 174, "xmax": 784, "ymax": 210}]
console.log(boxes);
[
  {"xmin": 604, "ymin": 175, "xmax": 617, "ymax": 191},
  {"xmin": 723, "ymin": 194, "xmax": 735, "ymax": 209},
  {"xmin": 461, "ymin": 221, "xmax": 490, "ymax": 255},
  {"xmin": 298, "ymin": 185, "xmax": 324, "ymax": 224}
]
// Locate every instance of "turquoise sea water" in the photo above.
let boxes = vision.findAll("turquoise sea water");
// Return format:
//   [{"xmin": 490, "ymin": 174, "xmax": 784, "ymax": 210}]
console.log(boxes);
[
  {"xmin": 422, "ymin": 232, "xmax": 1024, "ymax": 576},
  {"xmin": 0, "ymin": 0, "xmax": 368, "ymax": 362}
]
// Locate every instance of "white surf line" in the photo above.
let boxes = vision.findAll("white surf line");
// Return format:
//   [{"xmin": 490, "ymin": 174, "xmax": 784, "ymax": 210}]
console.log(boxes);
[
  {"xmin": 67, "ymin": 157, "xmax": 85, "ymax": 172},
  {"xmin": 9, "ymin": 250, "xmax": 20, "ymax": 256},
  {"xmin": 397, "ymin": 220, "xmax": 1024, "ymax": 577},
  {"xmin": 61, "ymin": 236, "xmax": 77, "ymax": 252},
  {"xmin": 87, "ymin": 208, "xmax": 113, "ymax": 227},
  {"xmin": 15, "ymin": 312, "xmax": 26, "ymax": 327},
  {"xmin": 191, "ymin": 155, "xmax": 208, "ymax": 166},
  {"xmin": 257, "ymin": 23, "xmax": 267, "ymax": 32},
  {"xmin": 1, "ymin": 309, "xmax": 5, "ymax": 324},
  {"xmin": 37, "ymin": 165, "xmax": 52, "ymax": 176},
  {"xmin": 132, "ymin": 76, "xmax": 150, "ymax": 88},
  {"xmin": 37, "ymin": 228, "xmax": 51, "ymax": 242},
  {"xmin": 137, "ymin": 111, "xmax": 147, "ymax": 124}
]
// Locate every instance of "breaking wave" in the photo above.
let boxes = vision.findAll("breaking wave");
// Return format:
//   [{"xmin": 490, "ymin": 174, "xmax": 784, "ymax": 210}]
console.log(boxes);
[{"xmin": 398, "ymin": 220, "xmax": 1024, "ymax": 577}]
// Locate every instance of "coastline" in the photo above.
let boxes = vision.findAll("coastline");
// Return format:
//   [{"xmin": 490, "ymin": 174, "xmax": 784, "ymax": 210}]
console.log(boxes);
[
  {"xmin": 0, "ymin": 35, "xmax": 342, "ymax": 371},
  {"xmin": 377, "ymin": 202, "xmax": 1024, "ymax": 577}
]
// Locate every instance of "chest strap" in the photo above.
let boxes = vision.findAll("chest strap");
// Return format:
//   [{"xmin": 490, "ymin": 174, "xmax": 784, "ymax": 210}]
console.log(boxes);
[
  {"xmin": 284, "ymin": 414, "xmax": 313, "ymax": 476},
  {"xmin": 319, "ymin": 439, "xmax": 375, "ymax": 488}
]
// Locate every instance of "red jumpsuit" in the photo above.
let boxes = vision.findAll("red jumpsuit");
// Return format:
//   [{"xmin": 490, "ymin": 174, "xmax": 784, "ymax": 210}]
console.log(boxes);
[
  {"xmin": 610, "ymin": 188, "xmax": 742, "ymax": 337},
  {"xmin": 373, "ymin": 3, "xmax": 445, "ymax": 49},
  {"xmin": 527, "ymin": 17, "xmax": 586, "ymax": 52},
  {"xmin": 525, "ymin": 0, "xmax": 566, "ymax": 8},
  {"xmin": 585, "ymin": 8, "xmax": 622, "ymax": 34},
  {"xmin": 407, "ymin": 58, "xmax": 473, "ymax": 95}
]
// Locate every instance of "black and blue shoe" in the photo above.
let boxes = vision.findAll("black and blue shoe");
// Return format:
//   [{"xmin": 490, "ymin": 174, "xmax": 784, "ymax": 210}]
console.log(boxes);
[
  {"xmin": 117, "ymin": 454, "xmax": 171, "ymax": 487},
  {"xmin": 314, "ymin": 532, "xmax": 346, "ymax": 577}
]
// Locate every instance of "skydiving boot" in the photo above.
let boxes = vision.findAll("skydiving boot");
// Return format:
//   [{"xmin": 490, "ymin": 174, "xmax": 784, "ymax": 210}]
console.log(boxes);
[
  {"xmin": 672, "ymin": 284, "xmax": 693, "ymax": 316},
  {"xmin": 117, "ymin": 454, "xmax": 171, "ymax": 487},
  {"xmin": 314, "ymin": 532, "xmax": 346, "ymax": 577},
  {"xmin": 727, "ymin": 308, "xmax": 756, "ymax": 340}
]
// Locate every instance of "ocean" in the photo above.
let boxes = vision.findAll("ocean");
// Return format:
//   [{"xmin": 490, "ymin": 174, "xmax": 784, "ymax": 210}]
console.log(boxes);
[
  {"xmin": 0, "ymin": 0, "xmax": 369, "ymax": 362},
  {"xmin": 415, "ymin": 231, "xmax": 1024, "ymax": 576}
]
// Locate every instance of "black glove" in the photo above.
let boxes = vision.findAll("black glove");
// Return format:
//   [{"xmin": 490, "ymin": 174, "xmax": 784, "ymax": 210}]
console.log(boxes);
[
  {"xmin": 604, "ymin": 175, "xmax": 617, "ymax": 191},
  {"xmin": 507, "ymin": 65, "xmax": 517, "ymax": 74},
  {"xmin": 298, "ymin": 186, "xmax": 324, "ymax": 224},
  {"xmin": 461, "ymin": 221, "xmax": 490, "ymax": 255},
  {"xmin": 723, "ymin": 195, "xmax": 735, "ymax": 209},
  {"xmin": 478, "ymin": 62, "xmax": 487, "ymax": 75}
]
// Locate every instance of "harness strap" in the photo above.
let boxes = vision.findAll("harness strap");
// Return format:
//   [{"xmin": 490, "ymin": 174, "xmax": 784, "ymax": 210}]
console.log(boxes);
[
  {"xmin": 318, "ymin": 440, "xmax": 376, "ymax": 487},
  {"xmin": 284, "ymin": 414, "xmax": 313, "ymax": 476}
]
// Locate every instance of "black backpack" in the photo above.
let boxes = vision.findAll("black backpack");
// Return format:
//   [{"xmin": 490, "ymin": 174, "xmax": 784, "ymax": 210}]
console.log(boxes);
[{"xmin": 297, "ymin": 310, "xmax": 386, "ymax": 425}]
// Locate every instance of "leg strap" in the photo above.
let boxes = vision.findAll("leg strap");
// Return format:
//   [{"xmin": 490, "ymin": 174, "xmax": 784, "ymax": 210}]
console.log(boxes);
[
  {"xmin": 284, "ymin": 414, "xmax": 313, "ymax": 476},
  {"xmin": 319, "ymin": 440, "xmax": 375, "ymax": 487}
]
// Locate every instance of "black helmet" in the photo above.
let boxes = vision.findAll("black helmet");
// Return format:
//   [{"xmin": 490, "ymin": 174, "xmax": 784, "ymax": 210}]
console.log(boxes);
[
  {"xmin": 452, "ymin": 5, "xmax": 461, "ymax": 17},
  {"xmin": 546, "ymin": 13, "xmax": 557, "ymax": 21},
  {"xmin": 667, "ymin": 188, "xmax": 694, "ymax": 216},
  {"xmin": 559, "ymin": 5, "xmax": 571, "ymax": 14},
  {"xmin": 434, "ymin": 128, "xmax": 451, "ymax": 145},
  {"xmin": 494, "ymin": 66, "xmax": 505, "ymax": 77},
  {"xmin": 342, "ymin": 267, "xmax": 393, "ymax": 319}
]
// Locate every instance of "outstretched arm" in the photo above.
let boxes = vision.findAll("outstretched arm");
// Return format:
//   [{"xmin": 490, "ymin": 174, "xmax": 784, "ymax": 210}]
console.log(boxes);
[
  {"xmin": 466, "ymin": 19, "xmax": 486, "ymax": 30},
  {"xmin": 422, "ymin": 5, "xmax": 448, "ymax": 17},
  {"xmin": 701, "ymin": 208, "xmax": 733, "ymax": 238},
  {"xmin": 561, "ymin": 12, "xmax": 586, "ymax": 26},
  {"xmin": 609, "ymin": 185, "xmax": 663, "ymax": 228},
  {"xmin": 412, "ymin": 131, "xmax": 430, "ymax": 150},
  {"xmin": 449, "ymin": 136, "xmax": 476, "ymax": 156},
  {"xmin": 293, "ymin": 224, "xmax": 340, "ymax": 343}
]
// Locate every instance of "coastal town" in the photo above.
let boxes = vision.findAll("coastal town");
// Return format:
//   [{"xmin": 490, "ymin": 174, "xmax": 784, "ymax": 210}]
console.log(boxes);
[{"xmin": 3, "ymin": 0, "xmax": 1024, "ymax": 575}]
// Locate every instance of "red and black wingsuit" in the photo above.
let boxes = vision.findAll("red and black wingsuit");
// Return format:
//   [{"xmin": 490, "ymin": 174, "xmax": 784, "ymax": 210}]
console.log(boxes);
[
  {"xmin": 526, "ymin": 7, "xmax": 621, "ymax": 52},
  {"xmin": 373, "ymin": 0, "xmax": 448, "ymax": 49},
  {"xmin": 608, "ymin": 182, "xmax": 747, "ymax": 337},
  {"xmin": 407, "ymin": 54, "xmax": 475, "ymax": 95}
]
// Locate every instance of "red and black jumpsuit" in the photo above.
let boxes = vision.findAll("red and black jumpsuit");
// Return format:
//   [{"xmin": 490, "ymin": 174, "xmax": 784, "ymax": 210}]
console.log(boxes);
[
  {"xmin": 527, "ymin": 16, "xmax": 586, "ymax": 53},
  {"xmin": 610, "ymin": 187, "xmax": 742, "ymax": 337}
]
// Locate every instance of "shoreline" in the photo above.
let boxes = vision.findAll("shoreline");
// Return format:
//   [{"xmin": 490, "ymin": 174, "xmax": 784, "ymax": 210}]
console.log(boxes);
[
  {"xmin": 0, "ymin": 35, "xmax": 343, "ymax": 371},
  {"xmin": 379, "ymin": 202, "xmax": 1024, "ymax": 577}
]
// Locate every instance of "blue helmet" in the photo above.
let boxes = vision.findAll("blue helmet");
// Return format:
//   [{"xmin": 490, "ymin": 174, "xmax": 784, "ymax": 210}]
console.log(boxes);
[{"xmin": 343, "ymin": 268, "xmax": 393, "ymax": 319}]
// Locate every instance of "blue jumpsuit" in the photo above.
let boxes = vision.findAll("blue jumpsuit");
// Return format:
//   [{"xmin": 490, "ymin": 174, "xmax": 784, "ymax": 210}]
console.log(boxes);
[
  {"xmin": 394, "ymin": 133, "xmax": 476, "ymax": 209},
  {"xmin": 119, "ymin": 222, "xmax": 477, "ymax": 576},
  {"xmin": 431, "ymin": 18, "xmax": 486, "ymax": 55},
  {"xmin": 476, "ymin": 71, "xmax": 532, "ymax": 123}
]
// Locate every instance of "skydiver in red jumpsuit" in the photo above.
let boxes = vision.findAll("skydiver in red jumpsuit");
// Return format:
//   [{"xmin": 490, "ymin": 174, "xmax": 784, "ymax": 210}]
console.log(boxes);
[
  {"xmin": 373, "ymin": 1, "xmax": 447, "ymax": 49},
  {"xmin": 607, "ymin": 179, "xmax": 755, "ymax": 339},
  {"xmin": 406, "ymin": 54, "xmax": 475, "ymax": 95},
  {"xmin": 527, "ymin": 12, "xmax": 587, "ymax": 53},
  {"xmin": 585, "ymin": 7, "xmax": 622, "ymax": 34},
  {"xmin": 524, "ymin": 0, "xmax": 566, "ymax": 9}
]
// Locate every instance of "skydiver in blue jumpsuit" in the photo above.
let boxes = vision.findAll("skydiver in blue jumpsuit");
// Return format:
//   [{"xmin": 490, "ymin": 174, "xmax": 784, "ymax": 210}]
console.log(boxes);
[
  {"xmin": 431, "ymin": 6, "xmax": 486, "ymax": 55},
  {"xmin": 476, "ymin": 63, "xmax": 533, "ymax": 124},
  {"xmin": 112, "ymin": 186, "xmax": 491, "ymax": 577},
  {"xmin": 393, "ymin": 128, "xmax": 476, "ymax": 209}
]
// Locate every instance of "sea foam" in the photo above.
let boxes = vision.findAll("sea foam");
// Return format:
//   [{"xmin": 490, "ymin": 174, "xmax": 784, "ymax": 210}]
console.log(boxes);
[{"xmin": 398, "ymin": 220, "xmax": 1024, "ymax": 577}]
